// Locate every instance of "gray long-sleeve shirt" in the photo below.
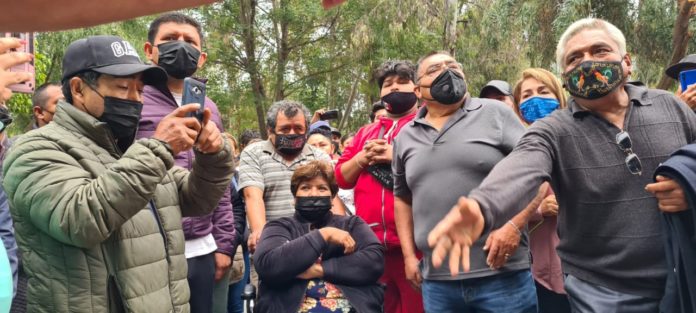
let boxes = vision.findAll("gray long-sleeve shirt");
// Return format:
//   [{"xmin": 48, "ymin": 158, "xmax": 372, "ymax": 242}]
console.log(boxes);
[{"xmin": 470, "ymin": 84, "xmax": 696, "ymax": 298}]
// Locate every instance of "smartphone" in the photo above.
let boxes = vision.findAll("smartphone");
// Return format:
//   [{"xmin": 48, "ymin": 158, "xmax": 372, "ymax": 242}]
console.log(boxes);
[
  {"xmin": 320, "ymin": 109, "xmax": 339, "ymax": 120},
  {"xmin": 182, "ymin": 77, "xmax": 206, "ymax": 121},
  {"xmin": 5, "ymin": 32, "xmax": 35, "ymax": 94},
  {"xmin": 680, "ymin": 69, "xmax": 696, "ymax": 92}
]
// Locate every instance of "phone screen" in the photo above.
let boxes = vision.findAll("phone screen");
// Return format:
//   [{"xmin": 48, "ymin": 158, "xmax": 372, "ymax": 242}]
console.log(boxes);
[
  {"xmin": 5, "ymin": 32, "xmax": 35, "ymax": 94},
  {"xmin": 182, "ymin": 77, "xmax": 206, "ymax": 122},
  {"xmin": 680, "ymin": 69, "xmax": 696, "ymax": 92}
]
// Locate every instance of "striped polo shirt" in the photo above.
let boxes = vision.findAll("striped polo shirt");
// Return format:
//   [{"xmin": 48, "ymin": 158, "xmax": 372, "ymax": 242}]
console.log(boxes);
[{"xmin": 238, "ymin": 140, "xmax": 330, "ymax": 221}]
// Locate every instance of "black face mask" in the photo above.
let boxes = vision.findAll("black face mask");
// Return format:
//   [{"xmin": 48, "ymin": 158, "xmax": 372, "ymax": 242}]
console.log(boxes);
[
  {"xmin": 381, "ymin": 91, "xmax": 417, "ymax": 114},
  {"xmin": 274, "ymin": 133, "xmax": 307, "ymax": 156},
  {"xmin": 295, "ymin": 196, "xmax": 332, "ymax": 223},
  {"xmin": 156, "ymin": 41, "xmax": 201, "ymax": 79},
  {"xmin": 85, "ymin": 85, "xmax": 143, "ymax": 153},
  {"xmin": 422, "ymin": 69, "xmax": 467, "ymax": 105}
]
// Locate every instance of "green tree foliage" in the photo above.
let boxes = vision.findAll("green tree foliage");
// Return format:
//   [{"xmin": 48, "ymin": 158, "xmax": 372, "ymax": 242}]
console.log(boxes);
[{"xmin": 8, "ymin": 0, "xmax": 695, "ymax": 138}]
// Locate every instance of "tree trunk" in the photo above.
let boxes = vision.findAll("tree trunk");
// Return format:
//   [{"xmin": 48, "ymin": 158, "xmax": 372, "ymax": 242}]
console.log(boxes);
[
  {"xmin": 338, "ymin": 71, "xmax": 360, "ymax": 131},
  {"xmin": 656, "ymin": 0, "xmax": 695, "ymax": 90},
  {"xmin": 273, "ymin": 0, "xmax": 289, "ymax": 101},
  {"xmin": 443, "ymin": 0, "xmax": 458, "ymax": 56},
  {"xmin": 240, "ymin": 0, "xmax": 268, "ymax": 137}
]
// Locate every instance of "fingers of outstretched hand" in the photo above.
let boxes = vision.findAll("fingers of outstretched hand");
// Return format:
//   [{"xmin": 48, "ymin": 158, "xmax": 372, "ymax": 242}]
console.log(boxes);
[
  {"xmin": 449, "ymin": 242, "xmax": 461, "ymax": 276},
  {"xmin": 427, "ymin": 205, "xmax": 463, "ymax": 248},
  {"xmin": 430, "ymin": 236, "xmax": 451, "ymax": 270}
]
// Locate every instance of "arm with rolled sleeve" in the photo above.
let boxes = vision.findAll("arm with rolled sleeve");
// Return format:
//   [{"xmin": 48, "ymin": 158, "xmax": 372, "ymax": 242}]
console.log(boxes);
[
  {"xmin": 469, "ymin": 120, "xmax": 556, "ymax": 233},
  {"xmin": 237, "ymin": 147, "xmax": 267, "ymax": 235},
  {"xmin": 392, "ymin": 137, "xmax": 419, "ymax": 261}
]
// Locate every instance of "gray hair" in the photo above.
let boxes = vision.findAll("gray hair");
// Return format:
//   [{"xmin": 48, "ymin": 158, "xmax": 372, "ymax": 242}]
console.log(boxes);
[
  {"xmin": 556, "ymin": 18, "xmax": 627, "ymax": 72},
  {"xmin": 266, "ymin": 100, "xmax": 311, "ymax": 131}
]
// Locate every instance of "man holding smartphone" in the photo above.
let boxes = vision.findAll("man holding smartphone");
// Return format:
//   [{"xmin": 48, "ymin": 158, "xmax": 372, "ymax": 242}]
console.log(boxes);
[
  {"xmin": 137, "ymin": 12, "xmax": 235, "ymax": 313},
  {"xmin": 3, "ymin": 35, "xmax": 233, "ymax": 313}
]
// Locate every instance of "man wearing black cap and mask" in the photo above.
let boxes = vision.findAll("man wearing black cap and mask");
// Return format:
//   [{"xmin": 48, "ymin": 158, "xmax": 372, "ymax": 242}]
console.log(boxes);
[
  {"xmin": 392, "ymin": 51, "xmax": 536, "ymax": 312},
  {"xmin": 666, "ymin": 54, "xmax": 696, "ymax": 109},
  {"xmin": 2, "ymin": 35, "xmax": 234, "ymax": 313},
  {"xmin": 480, "ymin": 79, "xmax": 516, "ymax": 110},
  {"xmin": 139, "ymin": 13, "xmax": 236, "ymax": 313}
]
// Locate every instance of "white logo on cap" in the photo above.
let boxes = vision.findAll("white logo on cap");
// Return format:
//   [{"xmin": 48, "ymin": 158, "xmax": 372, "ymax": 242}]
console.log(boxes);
[{"xmin": 111, "ymin": 41, "xmax": 140, "ymax": 59}]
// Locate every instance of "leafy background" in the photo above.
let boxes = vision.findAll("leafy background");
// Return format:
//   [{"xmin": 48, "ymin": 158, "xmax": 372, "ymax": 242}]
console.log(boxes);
[{"xmin": 6, "ymin": 0, "xmax": 696, "ymax": 138}]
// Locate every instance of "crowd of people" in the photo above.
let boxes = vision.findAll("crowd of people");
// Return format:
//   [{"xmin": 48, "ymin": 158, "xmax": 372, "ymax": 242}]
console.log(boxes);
[{"xmin": 0, "ymin": 10, "xmax": 694, "ymax": 313}]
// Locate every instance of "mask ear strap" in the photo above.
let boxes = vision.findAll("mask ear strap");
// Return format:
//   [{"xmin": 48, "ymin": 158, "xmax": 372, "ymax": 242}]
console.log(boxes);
[{"xmin": 80, "ymin": 83, "xmax": 103, "ymax": 117}]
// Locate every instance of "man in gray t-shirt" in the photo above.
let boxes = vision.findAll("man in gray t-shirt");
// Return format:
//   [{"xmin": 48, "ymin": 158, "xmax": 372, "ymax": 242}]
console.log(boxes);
[
  {"xmin": 392, "ymin": 51, "xmax": 537, "ymax": 312},
  {"xmin": 238, "ymin": 100, "xmax": 339, "ymax": 253}
]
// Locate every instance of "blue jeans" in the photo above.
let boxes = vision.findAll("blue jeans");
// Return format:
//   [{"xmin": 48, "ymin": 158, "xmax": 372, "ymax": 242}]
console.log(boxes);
[
  {"xmin": 227, "ymin": 246, "xmax": 251, "ymax": 313},
  {"xmin": 421, "ymin": 270, "xmax": 537, "ymax": 313}
]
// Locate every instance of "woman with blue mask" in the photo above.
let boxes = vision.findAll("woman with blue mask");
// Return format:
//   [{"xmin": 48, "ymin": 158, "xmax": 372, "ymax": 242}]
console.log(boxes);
[
  {"xmin": 483, "ymin": 68, "xmax": 570, "ymax": 313},
  {"xmin": 513, "ymin": 68, "xmax": 567, "ymax": 125},
  {"xmin": 513, "ymin": 68, "xmax": 569, "ymax": 313}
]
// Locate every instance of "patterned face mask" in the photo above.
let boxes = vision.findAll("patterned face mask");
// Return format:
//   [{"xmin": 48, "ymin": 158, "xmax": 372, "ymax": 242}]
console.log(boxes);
[{"xmin": 562, "ymin": 60, "xmax": 624, "ymax": 100}]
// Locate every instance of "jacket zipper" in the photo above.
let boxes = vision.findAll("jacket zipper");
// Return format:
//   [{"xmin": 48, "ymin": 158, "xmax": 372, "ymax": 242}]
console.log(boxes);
[
  {"xmin": 100, "ymin": 245, "xmax": 127, "ymax": 312},
  {"xmin": 381, "ymin": 121, "xmax": 398, "ymax": 248},
  {"xmin": 149, "ymin": 200, "xmax": 171, "ymax": 262},
  {"xmin": 381, "ymin": 187, "xmax": 387, "ymax": 247},
  {"xmin": 148, "ymin": 200, "xmax": 177, "ymax": 311}
]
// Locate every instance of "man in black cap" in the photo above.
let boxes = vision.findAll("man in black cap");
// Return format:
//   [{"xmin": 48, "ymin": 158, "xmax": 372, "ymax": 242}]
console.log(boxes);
[
  {"xmin": 2, "ymin": 35, "xmax": 234, "ymax": 312},
  {"xmin": 666, "ymin": 54, "xmax": 696, "ymax": 109},
  {"xmin": 480, "ymin": 80, "xmax": 516, "ymax": 110}
]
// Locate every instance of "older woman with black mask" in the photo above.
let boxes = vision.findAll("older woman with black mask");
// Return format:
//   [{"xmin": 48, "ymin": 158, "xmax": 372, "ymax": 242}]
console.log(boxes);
[{"xmin": 253, "ymin": 160, "xmax": 385, "ymax": 313}]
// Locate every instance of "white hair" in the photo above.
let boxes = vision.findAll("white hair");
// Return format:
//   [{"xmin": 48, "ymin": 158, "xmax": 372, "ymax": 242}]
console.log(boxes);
[{"xmin": 555, "ymin": 18, "xmax": 627, "ymax": 72}]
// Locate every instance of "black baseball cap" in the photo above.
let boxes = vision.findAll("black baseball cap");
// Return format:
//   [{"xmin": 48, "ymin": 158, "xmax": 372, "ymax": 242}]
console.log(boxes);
[
  {"xmin": 330, "ymin": 127, "xmax": 342, "ymax": 138},
  {"xmin": 666, "ymin": 54, "xmax": 696, "ymax": 80},
  {"xmin": 61, "ymin": 35, "xmax": 167, "ymax": 85},
  {"xmin": 479, "ymin": 80, "xmax": 512, "ymax": 97}
]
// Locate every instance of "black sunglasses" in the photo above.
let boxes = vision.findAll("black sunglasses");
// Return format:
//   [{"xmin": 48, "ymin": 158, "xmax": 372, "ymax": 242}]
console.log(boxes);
[{"xmin": 616, "ymin": 131, "xmax": 642, "ymax": 176}]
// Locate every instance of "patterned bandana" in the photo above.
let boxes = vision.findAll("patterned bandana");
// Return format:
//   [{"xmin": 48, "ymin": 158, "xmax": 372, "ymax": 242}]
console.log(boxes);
[{"xmin": 562, "ymin": 60, "xmax": 624, "ymax": 100}]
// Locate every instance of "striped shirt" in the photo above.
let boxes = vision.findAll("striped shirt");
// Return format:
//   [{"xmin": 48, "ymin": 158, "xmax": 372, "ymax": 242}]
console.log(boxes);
[{"xmin": 238, "ymin": 140, "xmax": 330, "ymax": 221}]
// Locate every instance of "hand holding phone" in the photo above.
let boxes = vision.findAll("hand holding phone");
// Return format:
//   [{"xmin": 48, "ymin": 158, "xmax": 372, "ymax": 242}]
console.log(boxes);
[
  {"xmin": 320, "ymin": 109, "xmax": 339, "ymax": 120},
  {"xmin": 182, "ymin": 77, "xmax": 206, "ymax": 122},
  {"xmin": 0, "ymin": 36, "xmax": 34, "ymax": 102}
]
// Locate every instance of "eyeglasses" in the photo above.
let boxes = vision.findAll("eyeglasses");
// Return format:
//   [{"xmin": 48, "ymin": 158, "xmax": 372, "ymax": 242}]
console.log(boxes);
[
  {"xmin": 418, "ymin": 61, "xmax": 463, "ymax": 80},
  {"xmin": 615, "ymin": 131, "xmax": 642, "ymax": 176}
]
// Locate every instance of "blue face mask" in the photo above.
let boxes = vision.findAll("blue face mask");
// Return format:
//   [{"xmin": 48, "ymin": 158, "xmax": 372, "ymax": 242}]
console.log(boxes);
[{"xmin": 519, "ymin": 96, "xmax": 560, "ymax": 124}]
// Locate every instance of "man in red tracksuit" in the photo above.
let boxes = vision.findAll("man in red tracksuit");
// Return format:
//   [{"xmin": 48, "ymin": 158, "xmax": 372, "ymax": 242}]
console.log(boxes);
[{"xmin": 335, "ymin": 60, "xmax": 424, "ymax": 313}]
